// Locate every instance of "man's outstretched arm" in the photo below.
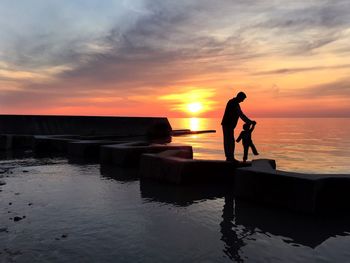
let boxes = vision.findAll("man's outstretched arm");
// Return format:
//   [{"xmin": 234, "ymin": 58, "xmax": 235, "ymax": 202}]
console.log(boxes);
[{"xmin": 237, "ymin": 105, "xmax": 253, "ymax": 123}]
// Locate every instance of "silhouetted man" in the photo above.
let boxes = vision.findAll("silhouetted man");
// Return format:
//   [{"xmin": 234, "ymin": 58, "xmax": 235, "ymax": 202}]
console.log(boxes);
[{"xmin": 221, "ymin": 91, "xmax": 256, "ymax": 162}]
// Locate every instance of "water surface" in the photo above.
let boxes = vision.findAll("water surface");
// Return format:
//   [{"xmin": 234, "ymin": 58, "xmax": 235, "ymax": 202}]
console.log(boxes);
[
  {"xmin": 170, "ymin": 118, "xmax": 350, "ymax": 173},
  {"xmin": 1, "ymin": 118, "xmax": 350, "ymax": 262}
]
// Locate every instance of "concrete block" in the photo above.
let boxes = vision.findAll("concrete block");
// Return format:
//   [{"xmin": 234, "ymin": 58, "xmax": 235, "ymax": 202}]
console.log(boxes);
[
  {"xmin": 33, "ymin": 135, "xmax": 80, "ymax": 154},
  {"xmin": 0, "ymin": 135, "xmax": 12, "ymax": 150},
  {"xmin": 68, "ymin": 140, "xmax": 128, "ymax": 163},
  {"xmin": 232, "ymin": 160, "xmax": 350, "ymax": 214},
  {"xmin": 139, "ymin": 150, "xmax": 250, "ymax": 184},
  {"xmin": 0, "ymin": 135, "xmax": 34, "ymax": 150},
  {"xmin": 315, "ymin": 176, "xmax": 350, "ymax": 213},
  {"xmin": 11, "ymin": 135, "xmax": 34, "ymax": 149},
  {"xmin": 233, "ymin": 160, "xmax": 319, "ymax": 213},
  {"xmin": 100, "ymin": 142, "xmax": 193, "ymax": 168}
]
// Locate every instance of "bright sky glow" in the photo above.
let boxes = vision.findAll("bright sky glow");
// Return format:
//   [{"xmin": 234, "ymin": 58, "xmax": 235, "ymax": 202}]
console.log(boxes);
[{"xmin": 0, "ymin": 0, "xmax": 350, "ymax": 117}]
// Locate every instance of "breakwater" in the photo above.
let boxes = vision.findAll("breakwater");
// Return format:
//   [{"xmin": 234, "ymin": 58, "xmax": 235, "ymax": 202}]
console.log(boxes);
[{"xmin": 1, "ymin": 114, "xmax": 350, "ymax": 214}]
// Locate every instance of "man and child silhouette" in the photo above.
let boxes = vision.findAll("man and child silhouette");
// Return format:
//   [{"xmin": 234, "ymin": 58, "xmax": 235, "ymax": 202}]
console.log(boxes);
[{"xmin": 221, "ymin": 91, "xmax": 259, "ymax": 163}]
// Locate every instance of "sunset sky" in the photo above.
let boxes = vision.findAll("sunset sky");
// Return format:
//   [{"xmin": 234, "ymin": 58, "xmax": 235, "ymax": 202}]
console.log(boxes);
[{"xmin": 0, "ymin": 0, "xmax": 350, "ymax": 117}]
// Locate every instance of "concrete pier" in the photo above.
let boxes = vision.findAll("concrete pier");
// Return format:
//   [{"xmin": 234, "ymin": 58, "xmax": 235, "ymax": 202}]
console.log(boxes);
[
  {"xmin": 0, "ymin": 115, "xmax": 172, "ymax": 151},
  {"xmin": 2, "ymin": 114, "xmax": 350, "ymax": 214},
  {"xmin": 0, "ymin": 115, "xmax": 171, "ymax": 137}
]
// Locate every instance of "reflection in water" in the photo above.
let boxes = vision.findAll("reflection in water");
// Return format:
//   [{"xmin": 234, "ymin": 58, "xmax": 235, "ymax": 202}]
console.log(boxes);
[
  {"xmin": 140, "ymin": 179, "xmax": 350, "ymax": 261},
  {"xmin": 190, "ymin": 117, "xmax": 200, "ymax": 131},
  {"xmin": 171, "ymin": 117, "xmax": 210, "ymax": 132},
  {"xmin": 140, "ymin": 180, "xmax": 246, "ymax": 260},
  {"xmin": 2, "ymin": 156, "xmax": 350, "ymax": 261},
  {"xmin": 140, "ymin": 179, "xmax": 227, "ymax": 206},
  {"xmin": 234, "ymin": 200, "xmax": 350, "ymax": 249},
  {"xmin": 100, "ymin": 164, "xmax": 139, "ymax": 182},
  {"xmin": 220, "ymin": 194, "xmax": 247, "ymax": 262}
]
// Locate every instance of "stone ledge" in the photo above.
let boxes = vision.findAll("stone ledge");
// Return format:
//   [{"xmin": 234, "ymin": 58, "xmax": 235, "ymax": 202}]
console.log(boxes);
[
  {"xmin": 234, "ymin": 160, "xmax": 350, "ymax": 214},
  {"xmin": 100, "ymin": 142, "xmax": 193, "ymax": 168},
  {"xmin": 68, "ymin": 140, "xmax": 128, "ymax": 163},
  {"xmin": 0, "ymin": 135, "xmax": 34, "ymax": 150},
  {"xmin": 139, "ymin": 150, "xmax": 250, "ymax": 184},
  {"xmin": 33, "ymin": 135, "xmax": 81, "ymax": 154},
  {"xmin": 0, "ymin": 115, "xmax": 172, "ymax": 137}
]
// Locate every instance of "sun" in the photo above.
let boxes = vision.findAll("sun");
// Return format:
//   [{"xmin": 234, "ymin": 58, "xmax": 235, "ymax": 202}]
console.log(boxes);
[{"xmin": 187, "ymin": 102, "xmax": 203, "ymax": 113}]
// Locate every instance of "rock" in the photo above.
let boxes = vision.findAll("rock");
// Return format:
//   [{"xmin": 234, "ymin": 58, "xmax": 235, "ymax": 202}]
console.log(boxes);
[{"xmin": 13, "ymin": 216, "xmax": 23, "ymax": 222}]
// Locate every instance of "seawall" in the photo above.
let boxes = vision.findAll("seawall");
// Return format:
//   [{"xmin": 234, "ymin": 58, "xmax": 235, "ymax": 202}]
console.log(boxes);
[{"xmin": 0, "ymin": 115, "xmax": 171, "ymax": 137}]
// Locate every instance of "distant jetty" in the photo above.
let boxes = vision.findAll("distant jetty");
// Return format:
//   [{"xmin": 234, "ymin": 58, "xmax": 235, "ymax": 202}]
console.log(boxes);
[{"xmin": 1, "ymin": 114, "xmax": 350, "ymax": 214}]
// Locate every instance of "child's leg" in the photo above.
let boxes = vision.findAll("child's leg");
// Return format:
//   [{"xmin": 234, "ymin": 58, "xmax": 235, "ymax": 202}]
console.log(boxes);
[
  {"xmin": 250, "ymin": 143, "xmax": 259, "ymax": 155},
  {"xmin": 243, "ymin": 145, "xmax": 249, "ymax": 161}
]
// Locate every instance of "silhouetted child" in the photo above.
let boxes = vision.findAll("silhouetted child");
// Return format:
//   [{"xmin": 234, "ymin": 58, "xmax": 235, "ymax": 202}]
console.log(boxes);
[{"xmin": 236, "ymin": 122, "xmax": 259, "ymax": 162}]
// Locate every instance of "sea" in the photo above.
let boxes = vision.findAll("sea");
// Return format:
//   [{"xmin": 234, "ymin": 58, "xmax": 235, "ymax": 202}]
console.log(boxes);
[
  {"xmin": 170, "ymin": 117, "xmax": 350, "ymax": 174},
  {"xmin": 0, "ymin": 118, "xmax": 350, "ymax": 262}
]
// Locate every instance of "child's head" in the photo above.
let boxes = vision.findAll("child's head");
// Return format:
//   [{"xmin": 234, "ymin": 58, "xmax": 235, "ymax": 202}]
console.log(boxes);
[{"xmin": 243, "ymin": 123, "xmax": 250, "ymax": 130}]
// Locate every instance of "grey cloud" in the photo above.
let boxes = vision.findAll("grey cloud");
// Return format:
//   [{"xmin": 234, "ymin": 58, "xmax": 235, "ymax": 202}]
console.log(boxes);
[
  {"xmin": 260, "ymin": 1, "xmax": 350, "ymax": 29},
  {"xmin": 3, "ymin": 0, "xmax": 350, "ymax": 71},
  {"xmin": 252, "ymin": 0, "xmax": 350, "ymax": 53},
  {"xmin": 2, "ymin": 0, "xmax": 350, "ymax": 109},
  {"xmin": 282, "ymin": 78, "xmax": 350, "ymax": 98},
  {"xmin": 254, "ymin": 64, "xmax": 350, "ymax": 75},
  {"xmin": 302, "ymin": 79, "xmax": 350, "ymax": 98}
]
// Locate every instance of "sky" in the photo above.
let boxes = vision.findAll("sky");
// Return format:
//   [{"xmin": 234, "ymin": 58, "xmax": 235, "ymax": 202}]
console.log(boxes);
[{"xmin": 0, "ymin": 0, "xmax": 350, "ymax": 118}]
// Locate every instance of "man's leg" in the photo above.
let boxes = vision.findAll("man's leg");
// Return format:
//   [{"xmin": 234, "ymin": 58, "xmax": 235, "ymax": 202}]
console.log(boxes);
[{"xmin": 222, "ymin": 126, "xmax": 235, "ymax": 161}]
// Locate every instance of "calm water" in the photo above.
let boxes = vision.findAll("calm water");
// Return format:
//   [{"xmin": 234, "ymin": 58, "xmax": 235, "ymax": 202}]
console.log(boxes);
[
  {"xmin": 170, "ymin": 118, "xmax": 350, "ymax": 174},
  {"xmin": 1, "ymin": 118, "xmax": 350, "ymax": 262}
]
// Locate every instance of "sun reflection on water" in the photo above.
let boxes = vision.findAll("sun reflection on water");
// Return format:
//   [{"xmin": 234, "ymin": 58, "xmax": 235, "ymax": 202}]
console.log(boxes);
[
  {"xmin": 190, "ymin": 117, "xmax": 199, "ymax": 131},
  {"xmin": 172, "ymin": 117, "xmax": 210, "ymax": 131}
]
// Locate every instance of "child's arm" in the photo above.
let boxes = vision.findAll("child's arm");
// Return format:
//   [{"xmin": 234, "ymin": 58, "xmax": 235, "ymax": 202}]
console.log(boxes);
[{"xmin": 236, "ymin": 132, "xmax": 242, "ymax": 142}]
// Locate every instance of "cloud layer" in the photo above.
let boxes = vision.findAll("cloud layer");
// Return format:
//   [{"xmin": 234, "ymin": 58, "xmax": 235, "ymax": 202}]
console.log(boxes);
[{"xmin": 1, "ymin": 0, "xmax": 350, "ymax": 116}]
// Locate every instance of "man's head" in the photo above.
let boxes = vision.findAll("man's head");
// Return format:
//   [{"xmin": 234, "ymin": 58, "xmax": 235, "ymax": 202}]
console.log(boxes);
[{"xmin": 236, "ymin": 91, "xmax": 247, "ymax": 103}]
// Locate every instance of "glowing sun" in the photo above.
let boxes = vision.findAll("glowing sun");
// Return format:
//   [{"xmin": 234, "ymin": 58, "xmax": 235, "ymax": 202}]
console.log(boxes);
[{"xmin": 187, "ymin": 102, "xmax": 203, "ymax": 113}]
